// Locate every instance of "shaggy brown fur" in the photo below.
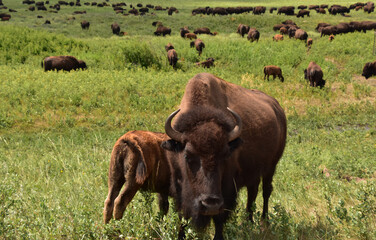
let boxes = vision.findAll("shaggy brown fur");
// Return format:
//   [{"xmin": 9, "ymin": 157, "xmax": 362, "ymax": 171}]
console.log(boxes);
[
  {"xmin": 167, "ymin": 49, "xmax": 178, "ymax": 68},
  {"xmin": 185, "ymin": 32, "xmax": 197, "ymax": 40},
  {"xmin": 304, "ymin": 61, "xmax": 326, "ymax": 88},
  {"xmin": 247, "ymin": 28, "xmax": 260, "ymax": 42},
  {"xmin": 42, "ymin": 56, "xmax": 87, "ymax": 71},
  {"xmin": 190, "ymin": 39, "xmax": 205, "ymax": 56},
  {"xmin": 195, "ymin": 58, "xmax": 215, "ymax": 68}
]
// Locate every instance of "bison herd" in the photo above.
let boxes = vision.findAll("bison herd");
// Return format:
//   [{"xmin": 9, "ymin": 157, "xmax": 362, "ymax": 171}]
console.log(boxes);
[{"xmin": 104, "ymin": 72, "xmax": 287, "ymax": 240}]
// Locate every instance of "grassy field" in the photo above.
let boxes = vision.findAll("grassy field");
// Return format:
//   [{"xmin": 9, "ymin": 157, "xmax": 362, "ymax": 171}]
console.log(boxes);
[{"xmin": 1, "ymin": 0, "xmax": 376, "ymax": 239}]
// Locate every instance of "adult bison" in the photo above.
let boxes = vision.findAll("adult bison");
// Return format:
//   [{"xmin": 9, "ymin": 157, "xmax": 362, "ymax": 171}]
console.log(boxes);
[
  {"xmin": 247, "ymin": 28, "xmax": 260, "ymax": 42},
  {"xmin": 304, "ymin": 61, "xmax": 326, "ymax": 88},
  {"xmin": 194, "ymin": 27, "xmax": 215, "ymax": 35},
  {"xmin": 103, "ymin": 130, "xmax": 172, "ymax": 223},
  {"xmin": 42, "ymin": 56, "xmax": 87, "ymax": 71},
  {"xmin": 195, "ymin": 57, "xmax": 215, "ymax": 68},
  {"xmin": 362, "ymin": 60, "xmax": 376, "ymax": 79},
  {"xmin": 264, "ymin": 65, "xmax": 284, "ymax": 82},
  {"xmin": 162, "ymin": 72, "xmax": 287, "ymax": 239},
  {"xmin": 167, "ymin": 49, "xmax": 178, "ymax": 68},
  {"xmin": 237, "ymin": 24, "xmax": 250, "ymax": 37},
  {"xmin": 294, "ymin": 29, "xmax": 308, "ymax": 41},
  {"xmin": 154, "ymin": 26, "xmax": 171, "ymax": 36},
  {"xmin": 180, "ymin": 27, "xmax": 190, "ymax": 38},
  {"xmin": 111, "ymin": 22, "xmax": 120, "ymax": 35},
  {"xmin": 190, "ymin": 39, "xmax": 205, "ymax": 56},
  {"xmin": 81, "ymin": 20, "xmax": 90, "ymax": 30}
]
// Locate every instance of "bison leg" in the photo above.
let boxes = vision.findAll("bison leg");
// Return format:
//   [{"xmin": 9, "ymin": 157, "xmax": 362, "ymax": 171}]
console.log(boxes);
[
  {"xmin": 157, "ymin": 193, "xmax": 169, "ymax": 215},
  {"xmin": 113, "ymin": 180, "xmax": 142, "ymax": 220},
  {"xmin": 213, "ymin": 215, "xmax": 225, "ymax": 240},
  {"xmin": 246, "ymin": 177, "xmax": 261, "ymax": 222},
  {"xmin": 261, "ymin": 167, "xmax": 276, "ymax": 221},
  {"xmin": 103, "ymin": 175, "xmax": 125, "ymax": 223}
]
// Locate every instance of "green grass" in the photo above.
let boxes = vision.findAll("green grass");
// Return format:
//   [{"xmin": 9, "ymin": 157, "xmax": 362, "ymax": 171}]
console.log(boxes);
[{"xmin": 0, "ymin": 0, "xmax": 376, "ymax": 239}]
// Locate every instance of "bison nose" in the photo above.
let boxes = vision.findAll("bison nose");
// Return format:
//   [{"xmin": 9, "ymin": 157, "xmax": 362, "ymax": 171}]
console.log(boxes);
[{"xmin": 199, "ymin": 195, "xmax": 224, "ymax": 215}]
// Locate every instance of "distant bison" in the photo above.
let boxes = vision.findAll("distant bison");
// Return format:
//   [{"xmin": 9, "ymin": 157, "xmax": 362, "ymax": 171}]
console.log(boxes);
[
  {"xmin": 295, "ymin": 29, "xmax": 308, "ymax": 41},
  {"xmin": 42, "ymin": 56, "xmax": 87, "ymax": 71},
  {"xmin": 165, "ymin": 43, "xmax": 174, "ymax": 52},
  {"xmin": 180, "ymin": 27, "xmax": 190, "ymax": 38},
  {"xmin": 304, "ymin": 61, "xmax": 326, "ymax": 88},
  {"xmin": 247, "ymin": 28, "xmax": 260, "ymax": 42},
  {"xmin": 185, "ymin": 32, "xmax": 197, "ymax": 40},
  {"xmin": 237, "ymin": 24, "xmax": 250, "ymax": 37},
  {"xmin": 103, "ymin": 130, "xmax": 172, "ymax": 223},
  {"xmin": 194, "ymin": 27, "xmax": 215, "ymax": 35},
  {"xmin": 273, "ymin": 34, "xmax": 284, "ymax": 41},
  {"xmin": 195, "ymin": 57, "xmax": 215, "ymax": 68},
  {"xmin": 307, "ymin": 38, "xmax": 313, "ymax": 47},
  {"xmin": 362, "ymin": 60, "xmax": 376, "ymax": 79},
  {"xmin": 81, "ymin": 20, "xmax": 90, "ymax": 30},
  {"xmin": 167, "ymin": 49, "xmax": 178, "ymax": 68},
  {"xmin": 297, "ymin": 9, "xmax": 310, "ymax": 17},
  {"xmin": 154, "ymin": 26, "xmax": 171, "ymax": 36},
  {"xmin": 111, "ymin": 22, "xmax": 120, "ymax": 35},
  {"xmin": 190, "ymin": 38, "xmax": 205, "ymax": 56},
  {"xmin": 264, "ymin": 65, "xmax": 284, "ymax": 82}
]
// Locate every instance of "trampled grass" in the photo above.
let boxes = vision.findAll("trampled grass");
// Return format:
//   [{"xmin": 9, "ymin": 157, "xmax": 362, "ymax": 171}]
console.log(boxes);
[{"xmin": 0, "ymin": 0, "xmax": 375, "ymax": 239}]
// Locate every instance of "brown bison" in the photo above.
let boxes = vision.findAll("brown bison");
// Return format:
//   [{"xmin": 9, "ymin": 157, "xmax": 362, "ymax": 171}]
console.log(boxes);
[
  {"xmin": 194, "ymin": 27, "xmax": 215, "ymax": 35},
  {"xmin": 295, "ymin": 29, "xmax": 308, "ymax": 41},
  {"xmin": 264, "ymin": 65, "xmax": 284, "ymax": 82},
  {"xmin": 162, "ymin": 73, "xmax": 286, "ymax": 239},
  {"xmin": 103, "ymin": 131, "xmax": 172, "ymax": 223},
  {"xmin": 195, "ymin": 57, "xmax": 215, "ymax": 68},
  {"xmin": 185, "ymin": 32, "xmax": 197, "ymax": 40},
  {"xmin": 297, "ymin": 9, "xmax": 310, "ymax": 17},
  {"xmin": 154, "ymin": 26, "xmax": 171, "ymax": 36},
  {"xmin": 237, "ymin": 24, "xmax": 250, "ymax": 37},
  {"xmin": 247, "ymin": 28, "xmax": 260, "ymax": 42},
  {"xmin": 190, "ymin": 39, "xmax": 205, "ymax": 56},
  {"xmin": 279, "ymin": 27, "xmax": 288, "ymax": 35},
  {"xmin": 81, "ymin": 20, "xmax": 90, "ymax": 30},
  {"xmin": 167, "ymin": 49, "xmax": 178, "ymax": 68},
  {"xmin": 362, "ymin": 60, "xmax": 376, "ymax": 79},
  {"xmin": 304, "ymin": 61, "xmax": 326, "ymax": 88},
  {"xmin": 273, "ymin": 34, "xmax": 284, "ymax": 41},
  {"xmin": 111, "ymin": 22, "xmax": 120, "ymax": 35},
  {"xmin": 42, "ymin": 56, "xmax": 87, "ymax": 71},
  {"xmin": 329, "ymin": 34, "xmax": 334, "ymax": 41},
  {"xmin": 253, "ymin": 6, "xmax": 266, "ymax": 14}
]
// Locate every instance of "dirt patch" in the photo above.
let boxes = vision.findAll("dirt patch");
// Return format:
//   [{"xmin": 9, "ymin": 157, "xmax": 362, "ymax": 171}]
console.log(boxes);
[{"xmin": 353, "ymin": 74, "xmax": 376, "ymax": 86}]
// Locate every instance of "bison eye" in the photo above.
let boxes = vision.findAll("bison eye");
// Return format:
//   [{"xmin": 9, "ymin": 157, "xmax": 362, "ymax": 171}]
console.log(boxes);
[{"xmin": 184, "ymin": 153, "xmax": 200, "ymax": 173}]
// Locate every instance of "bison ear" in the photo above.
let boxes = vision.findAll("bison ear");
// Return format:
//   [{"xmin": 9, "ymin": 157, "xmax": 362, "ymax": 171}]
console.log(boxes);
[
  {"xmin": 228, "ymin": 138, "xmax": 243, "ymax": 152},
  {"xmin": 161, "ymin": 139, "xmax": 184, "ymax": 152}
]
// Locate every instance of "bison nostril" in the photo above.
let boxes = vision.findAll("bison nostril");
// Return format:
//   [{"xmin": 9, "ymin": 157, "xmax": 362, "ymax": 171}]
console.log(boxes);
[{"xmin": 200, "ymin": 195, "xmax": 224, "ymax": 212}]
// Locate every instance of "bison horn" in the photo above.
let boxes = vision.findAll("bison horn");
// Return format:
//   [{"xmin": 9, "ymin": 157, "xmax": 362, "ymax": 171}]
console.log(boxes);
[
  {"xmin": 164, "ymin": 109, "xmax": 183, "ymax": 142},
  {"xmin": 227, "ymin": 107, "xmax": 242, "ymax": 142}
]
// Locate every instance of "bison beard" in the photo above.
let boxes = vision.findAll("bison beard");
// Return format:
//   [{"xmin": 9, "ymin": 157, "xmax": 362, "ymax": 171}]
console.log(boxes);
[{"xmin": 162, "ymin": 73, "xmax": 286, "ymax": 239}]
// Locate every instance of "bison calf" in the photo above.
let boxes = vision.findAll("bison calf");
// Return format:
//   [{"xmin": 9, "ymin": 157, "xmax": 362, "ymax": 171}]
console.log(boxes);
[
  {"xmin": 195, "ymin": 57, "xmax": 215, "ymax": 68},
  {"xmin": 42, "ymin": 56, "xmax": 87, "ymax": 71},
  {"xmin": 185, "ymin": 32, "xmax": 197, "ymax": 40},
  {"xmin": 273, "ymin": 34, "xmax": 284, "ymax": 41},
  {"xmin": 103, "ymin": 130, "xmax": 172, "ymax": 224},
  {"xmin": 304, "ymin": 61, "xmax": 326, "ymax": 88},
  {"xmin": 362, "ymin": 60, "xmax": 376, "ymax": 79},
  {"xmin": 264, "ymin": 65, "xmax": 284, "ymax": 82}
]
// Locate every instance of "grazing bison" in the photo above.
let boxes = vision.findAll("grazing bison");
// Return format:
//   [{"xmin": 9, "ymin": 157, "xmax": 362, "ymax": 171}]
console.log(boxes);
[
  {"xmin": 329, "ymin": 34, "xmax": 334, "ymax": 41},
  {"xmin": 295, "ymin": 29, "xmax": 308, "ymax": 41},
  {"xmin": 42, "ymin": 56, "xmax": 87, "ymax": 71},
  {"xmin": 103, "ymin": 130, "xmax": 172, "ymax": 224},
  {"xmin": 162, "ymin": 72, "xmax": 287, "ymax": 239},
  {"xmin": 81, "ymin": 20, "xmax": 90, "ymax": 30},
  {"xmin": 247, "ymin": 28, "xmax": 260, "ymax": 42},
  {"xmin": 190, "ymin": 39, "xmax": 205, "ymax": 56},
  {"xmin": 264, "ymin": 65, "xmax": 284, "ymax": 82},
  {"xmin": 273, "ymin": 34, "xmax": 284, "ymax": 41},
  {"xmin": 253, "ymin": 6, "xmax": 266, "ymax": 14},
  {"xmin": 185, "ymin": 33, "xmax": 197, "ymax": 40},
  {"xmin": 154, "ymin": 26, "xmax": 171, "ymax": 36},
  {"xmin": 297, "ymin": 9, "xmax": 310, "ymax": 17},
  {"xmin": 304, "ymin": 61, "xmax": 326, "ymax": 88},
  {"xmin": 195, "ymin": 57, "xmax": 215, "ymax": 68},
  {"xmin": 362, "ymin": 61, "xmax": 376, "ymax": 79},
  {"xmin": 279, "ymin": 27, "xmax": 288, "ymax": 35},
  {"xmin": 111, "ymin": 22, "xmax": 120, "ymax": 35},
  {"xmin": 237, "ymin": 24, "xmax": 250, "ymax": 37},
  {"xmin": 194, "ymin": 27, "xmax": 215, "ymax": 35},
  {"xmin": 167, "ymin": 49, "xmax": 178, "ymax": 68}
]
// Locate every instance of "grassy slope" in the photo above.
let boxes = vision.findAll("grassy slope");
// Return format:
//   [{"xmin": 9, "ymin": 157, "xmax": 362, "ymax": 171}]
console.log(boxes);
[{"xmin": 0, "ymin": 0, "xmax": 375, "ymax": 239}]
